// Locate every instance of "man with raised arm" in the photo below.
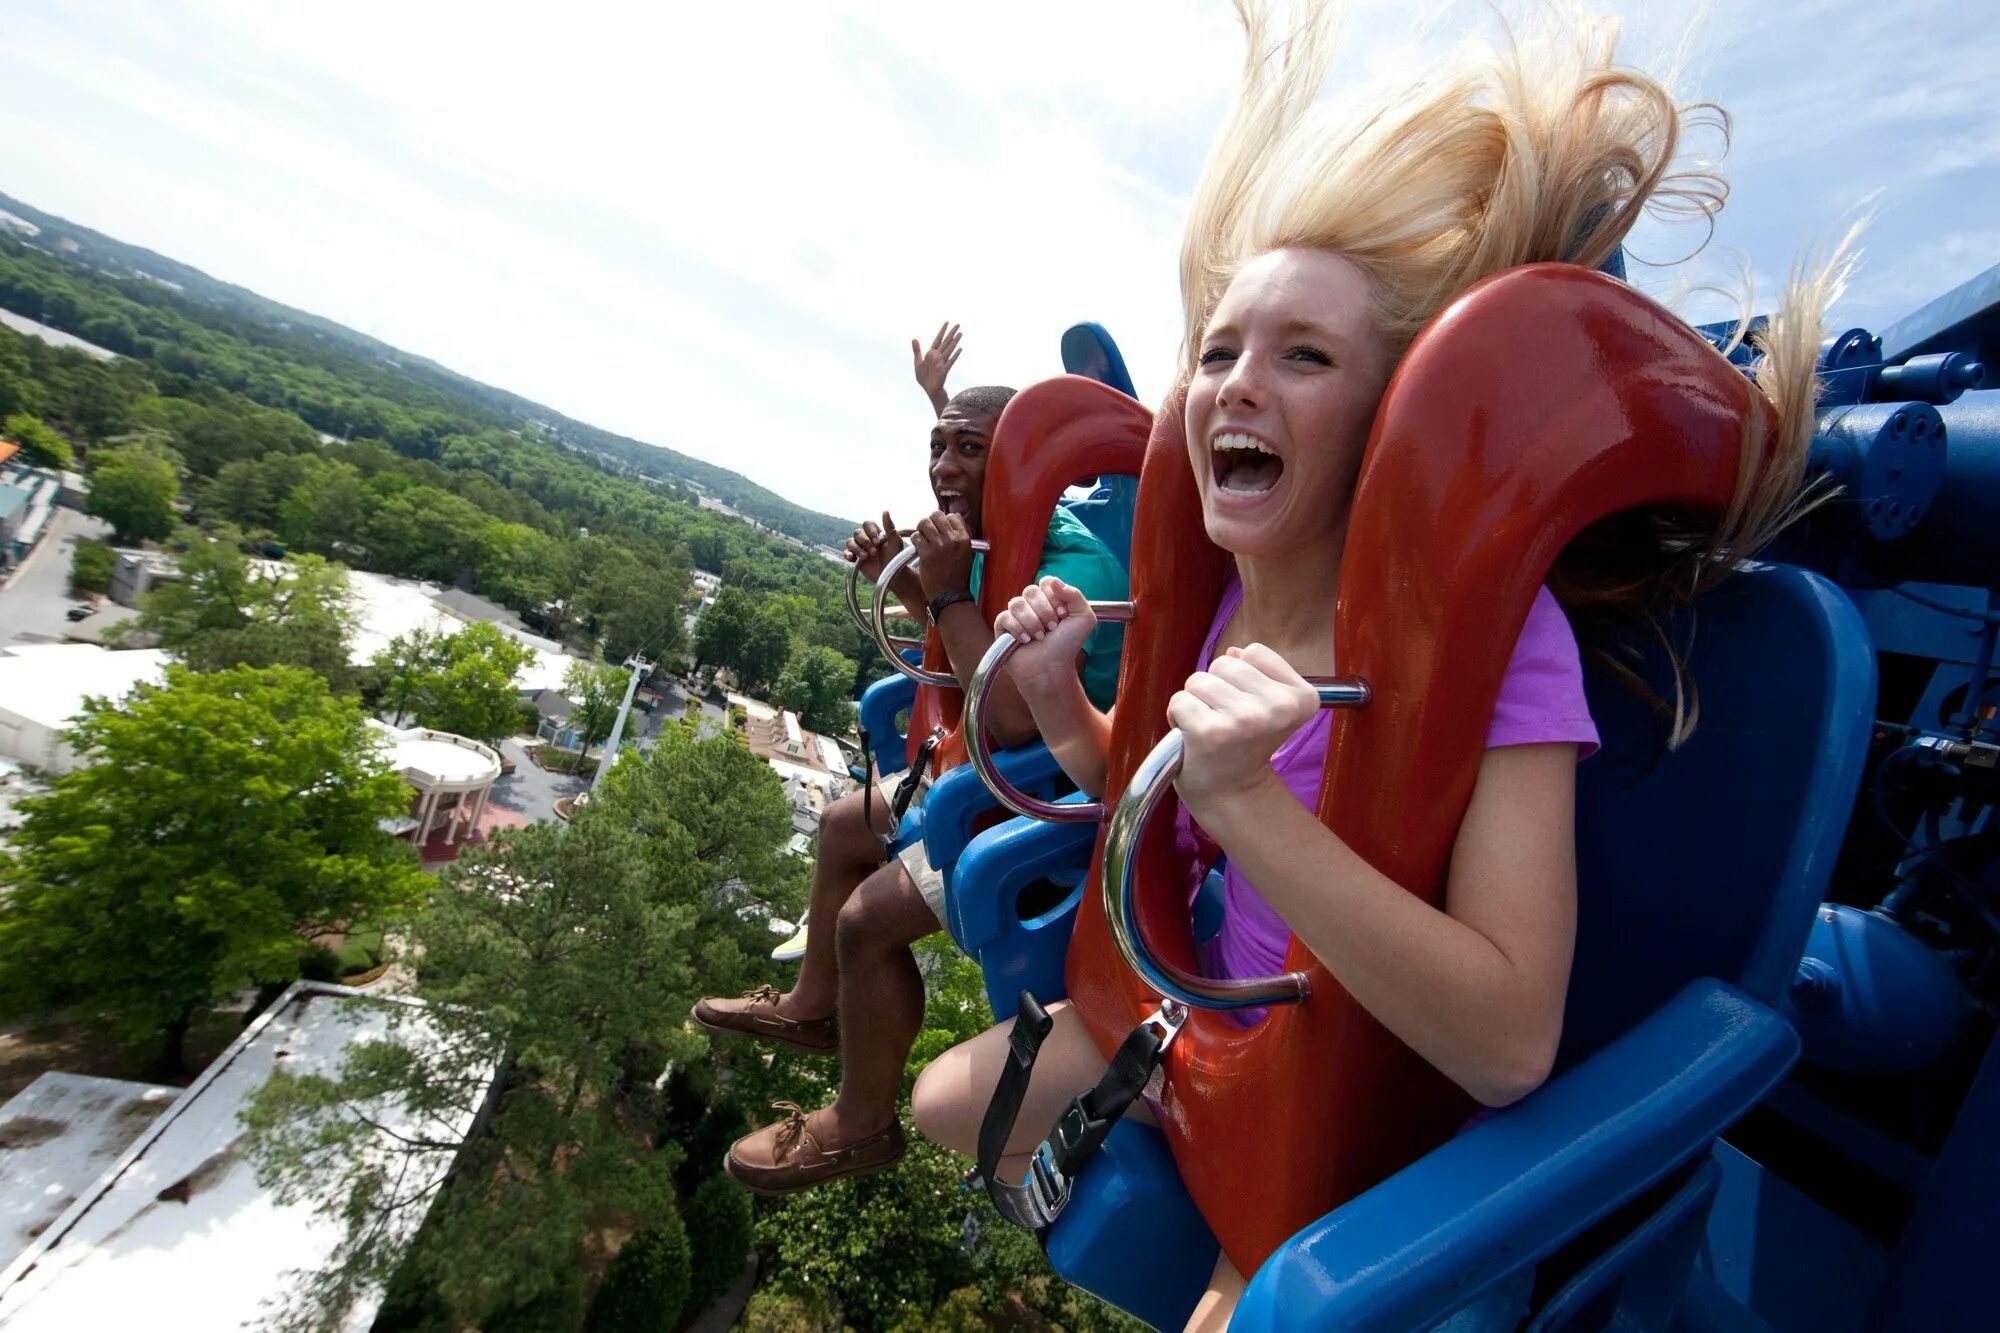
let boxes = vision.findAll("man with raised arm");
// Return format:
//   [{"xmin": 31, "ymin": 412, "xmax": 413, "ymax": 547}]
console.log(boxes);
[{"xmin": 694, "ymin": 324, "xmax": 1127, "ymax": 1192}]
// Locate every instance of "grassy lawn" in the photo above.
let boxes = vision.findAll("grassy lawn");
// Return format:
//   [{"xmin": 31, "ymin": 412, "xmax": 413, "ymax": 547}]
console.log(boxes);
[
  {"xmin": 333, "ymin": 929, "xmax": 385, "ymax": 977},
  {"xmin": 532, "ymin": 746, "xmax": 594, "ymax": 775}
]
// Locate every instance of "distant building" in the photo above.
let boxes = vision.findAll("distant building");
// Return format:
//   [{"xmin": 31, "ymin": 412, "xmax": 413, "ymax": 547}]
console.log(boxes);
[
  {"xmin": 433, "ymin": 585, "xmax": 528, "ymax": 633},
  {"xmin": 741, "ymin": 708, "xmax": 850, "ymax": 839},
  {"xmin": 107, "ymin": 549, "xmax": 181, "ymax": 607},
  {"xmin": 0, "ymin": 644, "xmax": 169, "ymax": 773},
  {"xmin": 370, "ymin": 721, "xmax": 503, "ymax": 855},
  {"xmin": 531, "ymin": 687, "xmax": 585, "ymax": 750},
  {"xmin": 1, "ymin": 1074, "xmax": 176, "ymax": 1267},
  {"xmin": 0, "ymin": 755, "xmax": 46, "ymax": 846},
  {"xmin": 0, "ymin": 458, "xmax": 59, "ymax": 570},
  {"xmin": 0, "ymin": 983, "xmax": 497, "ymax": 1329},
  {"xmin": 0, "ymin": 482, "xmax": 30, "ymax": 565},
  {"xmin": 725, "ymin": 690, "xmax": 779, "ymax": 725},
  {"xmin": 101, "ymin": 558, "xmax": 578, "ymax": 693}
]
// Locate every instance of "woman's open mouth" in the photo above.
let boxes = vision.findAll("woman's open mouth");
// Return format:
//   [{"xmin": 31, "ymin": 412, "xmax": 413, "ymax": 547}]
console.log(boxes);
[
  {"xmin": 937, "ymin": 489, "xmax": 972, "ymax": 517},
  {"xmin": 1211, "ymin": 432, "xmax": 1285, "ymax": 495}
]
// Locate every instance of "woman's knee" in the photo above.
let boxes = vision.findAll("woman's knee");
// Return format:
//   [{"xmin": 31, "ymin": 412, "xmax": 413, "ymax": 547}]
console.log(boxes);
[{"xmin": 912, "ymin": 1039, "xmax": 984, "ymax": 1155}]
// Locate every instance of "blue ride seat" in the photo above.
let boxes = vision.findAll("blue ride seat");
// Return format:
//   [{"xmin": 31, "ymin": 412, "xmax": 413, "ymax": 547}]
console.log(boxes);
[
  {"xmin": 940, "ymin": 791, "xmax": 1096, "ymax": 1017},
  {"xmin": 1230, "ymin": 563, "xmax": 1877, "ymax": 1330},
  {"xmin": 1060, "ymin": 322, "xmax": 1141, "ymax": 571},
  {"xmin": 852, "ymin": 587, "xmax": 1111, "ymax": 874},
  {"xmin": 948, "ymin": 564, "xmax": 1875, "ymax": 1328},
  {"xmin": 858, "ymin": 668, "xmax": 918, "ymax": 781}
]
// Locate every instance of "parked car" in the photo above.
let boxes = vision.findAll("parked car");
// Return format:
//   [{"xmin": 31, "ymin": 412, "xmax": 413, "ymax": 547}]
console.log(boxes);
[{"xmin": 65, "ymin": 604, "xmax": 95, "ymax": 622}]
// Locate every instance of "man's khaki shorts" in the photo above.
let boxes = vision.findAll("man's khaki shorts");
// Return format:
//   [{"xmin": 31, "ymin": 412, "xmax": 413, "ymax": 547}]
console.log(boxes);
[{"xmin": 874, "ymin": 776, "xmax": 946, "ymax": 927}]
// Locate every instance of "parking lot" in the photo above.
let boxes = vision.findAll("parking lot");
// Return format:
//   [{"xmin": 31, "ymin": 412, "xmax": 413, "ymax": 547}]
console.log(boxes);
[{"xmin": 0, "ymin": 508, "xmax": 138, "ymax": 650}]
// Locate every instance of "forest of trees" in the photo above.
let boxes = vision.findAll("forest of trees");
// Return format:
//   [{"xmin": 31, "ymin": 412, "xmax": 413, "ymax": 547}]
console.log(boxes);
[
  {"xmin": 0, "ymin": 232, "xmax": 887, "ymax": 713},
  {"xmin": 0, "ymin": 191, "xmax": 855, "ymax": 548},
  {"xmin": 0, "ymin": 218, "xmax": 1139, "ymax": 1329}
]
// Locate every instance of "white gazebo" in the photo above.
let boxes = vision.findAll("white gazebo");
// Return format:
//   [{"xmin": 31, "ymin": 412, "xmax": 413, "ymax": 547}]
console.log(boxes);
[{"xmin": 370, "ymin": 723, "xmax": 503, "ymax": 849}]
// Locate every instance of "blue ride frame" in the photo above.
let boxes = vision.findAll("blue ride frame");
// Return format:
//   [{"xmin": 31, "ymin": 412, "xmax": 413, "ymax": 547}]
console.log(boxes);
[{"xmin": 934, "ymin": 266, "xmax": 2000, "ymax": 1330}]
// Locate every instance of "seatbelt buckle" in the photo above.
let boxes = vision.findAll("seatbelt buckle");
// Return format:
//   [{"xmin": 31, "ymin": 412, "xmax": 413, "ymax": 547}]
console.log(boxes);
[
  {"xmin": 1026, "ymin": 1138, "xmax": 1072, "ymax": 1221},
  {"xmin": 1025, "ymin": 1094, "xmax": 1097, "ymax": 1223},
  {"xmin": 1140, "ymin": 999, "xmax": 1190, "ymax": 1051}
]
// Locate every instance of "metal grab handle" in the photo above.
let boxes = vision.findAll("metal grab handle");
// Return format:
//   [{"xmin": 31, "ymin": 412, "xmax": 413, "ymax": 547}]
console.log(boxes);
[
  {"xmin": 844, "ymin": 539, "xmax": 924, "ymax": 656},
  {"xmin": 869, "ymin": 539, "xmax": 993, "ymax": 688},
  {"xmin": 963, "ymin": 602, "xmax": 1137, "ymax": 822},
  {"xmin": 1102, "ymin": 678, "xmax": 1370, "ymax": 1011}
]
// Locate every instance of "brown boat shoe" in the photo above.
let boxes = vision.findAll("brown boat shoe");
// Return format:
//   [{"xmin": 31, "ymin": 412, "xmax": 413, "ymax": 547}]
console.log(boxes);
[
  {"xmin": 691, "ymin": 984, "xmax": 839, "ymax": 1055},
  {"xmin": 724, "ymin": 1102, "xmax": 906, "ymax": 1195}
]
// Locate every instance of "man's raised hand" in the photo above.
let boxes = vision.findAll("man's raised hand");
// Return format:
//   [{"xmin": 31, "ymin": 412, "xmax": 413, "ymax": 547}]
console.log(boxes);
[{"xmin": 912, "ymin": 322, "xmax": 963, "ymax": 415}]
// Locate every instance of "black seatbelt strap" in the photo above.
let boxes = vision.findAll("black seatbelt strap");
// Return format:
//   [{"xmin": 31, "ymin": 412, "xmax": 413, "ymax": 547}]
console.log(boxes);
[
  {"xmin": 969, "ymin": 990, "xmax": 1188, "ymax": 1238},
  {"xmin": 876, "ymin": 725, "xmax": 946, "ymax": 860}
]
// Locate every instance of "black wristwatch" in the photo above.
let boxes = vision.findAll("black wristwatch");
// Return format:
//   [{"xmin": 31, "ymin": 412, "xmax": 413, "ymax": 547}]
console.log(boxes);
[{"xmin": 927, "ymin": 588, "xmax": 976, "ymax": 624}]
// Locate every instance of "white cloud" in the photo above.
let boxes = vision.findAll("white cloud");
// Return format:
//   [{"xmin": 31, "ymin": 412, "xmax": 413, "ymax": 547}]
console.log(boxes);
[{"xmin": 0, "ymin": 0, "xmax": 1993, "ymax": 524}]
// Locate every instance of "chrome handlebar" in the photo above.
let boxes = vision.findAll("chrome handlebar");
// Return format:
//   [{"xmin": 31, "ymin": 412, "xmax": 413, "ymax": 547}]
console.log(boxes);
[
  {"xmin": 843, "ymin": 537, "xmax": 924, "ymax": 659},
  {"xmin": 1100, "ymin": 677, "xmax": 1369, "ymax": 1010},
  {"xmin": 962, "ymin": 602, "xmax": 1136, "ymax": 823},
  {"xmin": 867, "ymin": 539, "xmax": 992, "ymax": 689}
]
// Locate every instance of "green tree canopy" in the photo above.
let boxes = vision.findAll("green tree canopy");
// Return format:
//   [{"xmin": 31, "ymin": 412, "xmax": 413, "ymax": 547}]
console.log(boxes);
[
  {"xmin": 585, "ymin": 1213, "xmax": 692, "ymax": 1332},
  {"xmin": 0, "ymin": 329, "xmax": 44, "ymax": 418},
  {"xmin": 85, "ymin": 430, "xmax": 181, "ymax": 542},
  {"xmin": 475, "ymin": 520, "xmax": 567, "ymax": 615},
  {"xmin": 592, "ymin": 720, "xmax": 795, "ymax": 909},
  {"xmin": 581, "ymin": 546, "xmax": 692, "ymax": 664},
  {"xmin": 738, "ymin": 602, "xmax": 796, "ymax": 695},
  {"xmin": 562, "ymin": 655, "xmax": 629, "ymax": 757},
  {"xmin": 139, "ymin": 536, "xmax": 358, "ymax": 688},
  {"xmin": 0, "ymin": 665, "xmax": 426, "ymax": 1071},
  {"xmin": 692, "ymin": 585, "xmax": 752, "ymax": 675},
  {"xmin": 68, "ymin": 538, "xmax": 114, "ymax": 595},
  {"xmin": 374, "ymin": 620, "xmax": 535, "ymax": 743},
  {"xmin": 362, "ymin": 483, "xmax": 487, "ymax": 583},
  {"xmin": 2, "ymin": 412, "xmax": 72, "ymax": 469},
  {"xmin": 776, "ymin": 644, "xmax": 858, "ymax": 737},
  {"xmin": 242, "ymin": 729, "xmax": 795, "ymax": 1330},
  {"xmin": 749, "ymin": 942, "xmax": 1146, "ymax": 1332},
  {"xmin": 276, "ymin": 455, "xmax": 373, "ymax": 558},
  {"xmin": 683, "ymin": 1174, "xmax": 753, "ymax": 1313}
]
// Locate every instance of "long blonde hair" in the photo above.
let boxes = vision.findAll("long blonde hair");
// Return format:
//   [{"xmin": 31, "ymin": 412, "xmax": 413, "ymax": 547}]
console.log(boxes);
[{"xmin": 1183, "ymin": 0, "xmax": 1856, "ymax": 740}]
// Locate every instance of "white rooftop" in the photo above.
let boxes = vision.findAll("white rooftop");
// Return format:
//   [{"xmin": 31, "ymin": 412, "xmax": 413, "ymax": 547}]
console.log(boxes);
[
  {"xmin": 370, "ymin": 722, "xmax": 502, "ymax": 789},
  {"xmin": 1, "ymin": 1074, "xmax": 176, "ymax": 1266},
  {"xmin": 0, "ymin": 984, "xmax": 494, "ymax": 1333},
  {"xmin": 724, "ymin": 691, "xmax": 779, "ymax": 722},
  {"xmin": 341, "ymin": 570, "xmax": 575, "ymax": 692},
  {"xmin": 0, "ymin": 644, "xmax": 169, "ymax": 731}
]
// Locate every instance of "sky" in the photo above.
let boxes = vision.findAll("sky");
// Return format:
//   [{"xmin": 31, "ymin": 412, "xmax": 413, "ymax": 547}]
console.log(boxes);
[{"xmin": 2, "ymin": 0, "xmax": 1995, "ymax": 526}]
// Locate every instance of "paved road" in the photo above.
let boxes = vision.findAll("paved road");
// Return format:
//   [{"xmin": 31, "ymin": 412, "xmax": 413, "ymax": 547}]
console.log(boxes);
[
  {"xmin": 0, "ymin": 507, "xmax": 137, "ymax": 650},
  {"xmin": 647, "ymin": 678, "xmax": 731, "ymax": 740},
  {"xmin": 488, "ymin": 736, "xmax": 589, "ymax": 823}
]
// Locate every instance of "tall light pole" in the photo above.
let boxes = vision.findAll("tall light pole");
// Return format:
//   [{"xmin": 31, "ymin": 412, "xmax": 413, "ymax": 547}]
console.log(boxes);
[{"xmin": 591, "ymin": 655, "xmax": 652, "ymax": 789}]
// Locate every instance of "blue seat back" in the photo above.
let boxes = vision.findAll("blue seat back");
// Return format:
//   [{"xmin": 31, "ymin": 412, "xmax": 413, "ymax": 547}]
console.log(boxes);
[
  {"xmin": 1564, "ymin": 563, "xmax": 1876, "ymax": 1067},
  {"xmin": 1059, "ymin": 322, "xmax": 1142, "ymax": 571},
  {"xmin": 1060, "ymin": 321, "xmax": 1137, "ymax": 399},
  {"xmin": 858, "ymin": 667, "xmax": 918, "ymax": 779}
]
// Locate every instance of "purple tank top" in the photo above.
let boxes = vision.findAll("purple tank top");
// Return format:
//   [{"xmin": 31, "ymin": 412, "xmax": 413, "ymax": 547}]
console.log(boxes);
[{"xmin": 1174, "ymin": 575, "xmax": 1601, "ymax": 982}]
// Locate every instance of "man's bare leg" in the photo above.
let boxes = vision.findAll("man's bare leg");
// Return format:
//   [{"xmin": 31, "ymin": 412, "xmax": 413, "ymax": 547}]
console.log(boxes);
[
  {"xmin": 815, "ymin": 860, "xmax": 942, "ymax": 1144},
  {"xmin": 777, "ymin": 787, "xmax": 895, "ymax": 1023}
]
